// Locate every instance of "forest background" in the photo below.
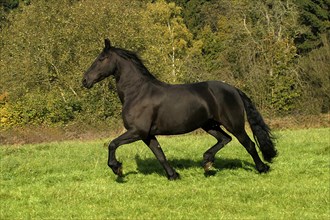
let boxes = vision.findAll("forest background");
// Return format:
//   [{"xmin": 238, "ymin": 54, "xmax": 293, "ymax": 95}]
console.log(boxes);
[{"xmin": 0, "ymin": 0, "xmax": 329, "ymax": 130}]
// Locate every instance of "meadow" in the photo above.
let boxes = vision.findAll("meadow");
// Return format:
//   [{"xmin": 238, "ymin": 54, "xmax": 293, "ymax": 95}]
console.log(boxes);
[{"xmin": 1, "ymin": 128, "xmax": 329, "ymax": 219}]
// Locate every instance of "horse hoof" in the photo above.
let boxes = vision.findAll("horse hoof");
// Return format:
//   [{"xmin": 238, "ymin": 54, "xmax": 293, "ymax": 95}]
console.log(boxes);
[
  {"xmin": 117, "ymin": 166, "xmax": 124, "ymax": 177},
  {"xmin": 204, "ymin": 170, "xmax": 217, "ymax": 177},
  {"xmin": 168, "ymin": 172, "xmax": 180, "ymax": 181},
  {"xmin": 204, "ymin": 161, "xmax": 214, "ymax": 172},
  {"xmin": 257, "ymin": 163, "xmax": 270, "ymax": 173},
  {"xmin": 109, "ymin": 162, "xmax": 123, "ymax": 176}
]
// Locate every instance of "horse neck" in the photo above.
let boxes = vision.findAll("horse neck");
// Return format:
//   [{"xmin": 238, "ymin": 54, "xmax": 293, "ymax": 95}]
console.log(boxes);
[{"xmin": 114, "ymin": 58, "xmax": 156, "ymax": 103}]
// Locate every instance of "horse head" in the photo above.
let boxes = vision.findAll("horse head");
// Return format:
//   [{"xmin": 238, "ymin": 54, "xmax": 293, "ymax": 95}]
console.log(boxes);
[{"xmin": 82, "ymin": 38, "xmax": 117, "ymax": 89}]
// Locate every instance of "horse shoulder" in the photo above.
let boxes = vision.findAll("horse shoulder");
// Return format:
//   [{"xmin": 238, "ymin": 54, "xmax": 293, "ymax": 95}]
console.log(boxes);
[{"xmin": 121, "ymin": 83, "xmax": 163, "ymax": 133}]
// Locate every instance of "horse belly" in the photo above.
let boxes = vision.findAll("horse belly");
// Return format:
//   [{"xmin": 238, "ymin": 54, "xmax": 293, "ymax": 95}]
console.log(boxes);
[{"xmin": 152, "ymin": 98, "xmax": 210, "ymax": 135}]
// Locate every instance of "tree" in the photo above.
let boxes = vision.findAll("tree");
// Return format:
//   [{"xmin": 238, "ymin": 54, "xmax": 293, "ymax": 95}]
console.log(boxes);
[
  {"xmin": 0, "ymin": 0, "xmax": 196, "ymax": 126},
  {"xmin": 1, "ymin": 0, "xmax": 144, "ymax": 126},
  {"xmin": 0, "ymin": 0, "xmax": 31, "ymax": 30},
  {"xmin": 294, "ymin": 0, "xmax": 330, "ymax": 54},
  {"xmin": 297, "ymin": 35, "xmax": 330, "ymax": 113},
  {"xmin": 140, "ymin": 0, "xmax": 196, "ymax": 83},
  {"xmin": 179, "ymin": 0, "xmax": 302, "ymax": 115}
]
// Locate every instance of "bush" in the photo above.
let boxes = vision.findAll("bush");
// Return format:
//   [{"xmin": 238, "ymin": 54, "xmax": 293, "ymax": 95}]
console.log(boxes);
[{"xmin": 0, "ymin": 92, "xmax": 83, "ymax": 127}]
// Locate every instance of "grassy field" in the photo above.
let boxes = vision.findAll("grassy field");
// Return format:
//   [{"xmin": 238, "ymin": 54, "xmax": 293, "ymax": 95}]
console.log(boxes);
[{"xmin": 1, "ymin": 128, "xmax": 329, "ymax": 219}]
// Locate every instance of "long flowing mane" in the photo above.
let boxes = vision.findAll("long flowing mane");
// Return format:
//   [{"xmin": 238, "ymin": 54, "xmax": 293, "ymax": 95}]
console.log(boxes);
[{"xmin": 113, "ymin": 47, "xmax": 157, "ymax": 80}]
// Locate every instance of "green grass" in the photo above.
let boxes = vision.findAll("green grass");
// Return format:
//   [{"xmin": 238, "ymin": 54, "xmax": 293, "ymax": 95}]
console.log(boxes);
[{"xmin": 1, "ymin": 128, "xmax": 329, "ymax": 219}]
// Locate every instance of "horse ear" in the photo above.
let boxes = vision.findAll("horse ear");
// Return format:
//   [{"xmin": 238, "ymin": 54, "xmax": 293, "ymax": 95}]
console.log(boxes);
[{"xmin": 104, "ymin": 38, "xmax": 111, "ymax": 51}]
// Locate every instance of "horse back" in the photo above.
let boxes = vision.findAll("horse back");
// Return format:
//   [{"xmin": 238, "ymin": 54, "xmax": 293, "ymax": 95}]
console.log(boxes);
[{"xmin": 122, "ymin": 80, "xmax": 244, "ymax": 136}]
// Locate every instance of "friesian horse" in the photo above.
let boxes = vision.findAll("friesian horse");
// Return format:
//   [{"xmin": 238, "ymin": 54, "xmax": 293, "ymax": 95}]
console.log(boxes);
[{"xmin": 82, "ymin": 39, "xmax": 277, "ymax": 180}]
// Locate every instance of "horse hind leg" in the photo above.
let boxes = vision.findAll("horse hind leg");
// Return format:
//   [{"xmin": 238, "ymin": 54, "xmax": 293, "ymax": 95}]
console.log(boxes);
[
  {"xmin": 234, "ymin": 129, "xmax": 270, "ymax": 173},
  {"xmin": 202, "ymin": 123, "xmax": 232, "ymax": 172}
]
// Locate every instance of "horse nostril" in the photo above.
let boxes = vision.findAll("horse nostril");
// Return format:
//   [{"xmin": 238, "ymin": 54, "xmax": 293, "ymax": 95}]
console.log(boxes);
[
  {"xmin": 82, "ymin": 78, "xmax": 93, "ymax": 89},
  {"xmin": 82, "ymin": 78, "xmax": 87, "ymax": 87}
]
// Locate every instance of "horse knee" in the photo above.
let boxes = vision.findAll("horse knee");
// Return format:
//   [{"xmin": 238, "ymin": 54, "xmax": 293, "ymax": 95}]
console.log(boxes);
[{"xmin": 108, "ymin": 141, "xmax": 118, "ymax": 151}]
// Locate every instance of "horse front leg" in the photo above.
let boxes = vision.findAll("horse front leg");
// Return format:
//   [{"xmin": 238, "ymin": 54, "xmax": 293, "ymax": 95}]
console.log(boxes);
[
  {"xmin": 108, "ymin": 131, "xmax": 140, "ymax": 177},
  {"xmin": 143, "ymin": 135, "xmax": 180, "ymax": 180}
]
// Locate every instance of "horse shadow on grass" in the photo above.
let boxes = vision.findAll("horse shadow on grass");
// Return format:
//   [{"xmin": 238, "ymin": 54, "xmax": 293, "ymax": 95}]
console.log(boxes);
[{"xmin": 130, "ymin": 155, "xmax": 255, "ymax": 178}]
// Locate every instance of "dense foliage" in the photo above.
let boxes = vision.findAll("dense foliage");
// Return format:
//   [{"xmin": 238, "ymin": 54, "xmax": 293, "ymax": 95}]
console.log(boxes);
[{"xmin": 0, "ymin": 0, "xmax": 329, "ymax": 127}]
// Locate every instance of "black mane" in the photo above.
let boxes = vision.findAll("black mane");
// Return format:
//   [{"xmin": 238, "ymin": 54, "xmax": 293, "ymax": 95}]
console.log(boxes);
[{"xmin": 113, "ymin": 47, "xmax": 157, "ymax": 80}]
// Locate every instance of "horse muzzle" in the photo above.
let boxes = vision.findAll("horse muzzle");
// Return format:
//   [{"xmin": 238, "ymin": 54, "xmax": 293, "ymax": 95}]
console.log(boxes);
[{"xmin": 82, "ymin": 78, "xmax": 93, "ymax": 89}]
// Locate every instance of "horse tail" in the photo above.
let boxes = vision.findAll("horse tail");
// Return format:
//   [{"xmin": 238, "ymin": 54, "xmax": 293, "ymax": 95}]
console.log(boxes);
[{"xmin": 237, "ymin": 89, "xmax": 277, "ymax": 162}]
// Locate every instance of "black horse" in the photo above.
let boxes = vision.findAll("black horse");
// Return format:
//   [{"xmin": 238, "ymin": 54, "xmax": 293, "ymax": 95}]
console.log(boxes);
[{"xmin": 82, "ymin": 39, "xmax": 277, "ymax": 180}]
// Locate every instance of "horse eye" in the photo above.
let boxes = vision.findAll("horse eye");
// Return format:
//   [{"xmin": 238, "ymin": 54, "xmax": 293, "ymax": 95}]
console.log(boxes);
[{"xmin": 99, "ymin": 57, "xmax": 106, "ymax": 61}]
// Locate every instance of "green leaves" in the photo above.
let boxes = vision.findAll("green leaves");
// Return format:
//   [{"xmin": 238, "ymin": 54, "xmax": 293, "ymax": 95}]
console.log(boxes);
[
  {"xmin": 0, "ymin": 0, "xmax": 328, "ymax": 127},
  {"xmin": 294, "ymin": 0, "xmax": 330, "ymax": 53}
]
